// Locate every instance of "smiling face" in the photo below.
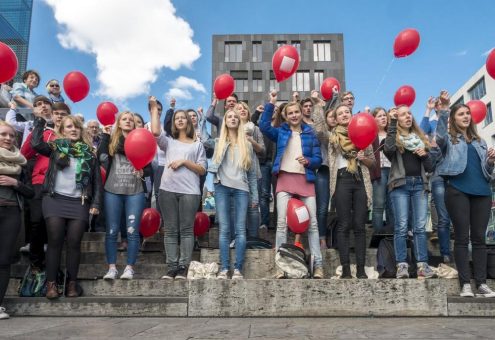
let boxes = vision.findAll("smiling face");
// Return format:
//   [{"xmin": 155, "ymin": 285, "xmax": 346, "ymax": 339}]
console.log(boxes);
[
  {"xmin": 453, "ymin": 106, "xmax": 471, "ymax": 131},
  {"xmin": 0, "ymin": 124, "xmax": 16, "ymax": 150},
  {"xmin": 24, "ymin": 73, "xmax": 39, "ymax": 89},
  {"xmin": 61, "ymin": 117, "xmax": 82, "ymax": 141},
  {"xmin": 118, "ymin": 113, "xmax": 135, "ymax": 133},
  {"xmin": 335, "ymin": 105, "xmax": 352, "ymax": 126},
  {"xmin": 48, "ymin": 81, "xmax": 61, "ymax": 95},
  {"xmin": 235, "ymin": 103, "xmax": 250, "ymax": 123},
  {"xmin": 374, "ymin": 109, "xmax": 388, "ymax": 130},
  {"xmin": 397, "ymin": 106, "xmax": 413, "ymax": 129}
]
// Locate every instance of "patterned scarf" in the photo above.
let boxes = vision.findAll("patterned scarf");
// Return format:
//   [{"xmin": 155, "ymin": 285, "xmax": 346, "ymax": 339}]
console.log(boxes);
[
  {"xmin": 0, "ymin": 146, "xmax": 27, "ymax": 175},
  {"xmin": 331, "ymin": 125, "xmax": 359, "ymax": 174},
  {"xmin": 52, "ymin": 139, "xmax": 93, "ymax": 190},
  {"xmin": 399, "ymin": 133, "xmax": 425, "ymax": 152}
]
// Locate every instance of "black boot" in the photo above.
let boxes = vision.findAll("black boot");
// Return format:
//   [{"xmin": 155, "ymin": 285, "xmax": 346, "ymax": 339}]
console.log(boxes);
[
  {"xmin": 341, "ymin": 265, "xmax": 352, "ymax": 279},
  {"xmin": 356, "ymin": 265, "xmax": 368, "ymax": 279}
]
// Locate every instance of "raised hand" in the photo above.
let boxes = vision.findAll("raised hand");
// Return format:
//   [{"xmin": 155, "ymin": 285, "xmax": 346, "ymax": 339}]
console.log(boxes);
[{"xmin": 269, "ymin": 91, "xmax": 278, "ymax": 105}]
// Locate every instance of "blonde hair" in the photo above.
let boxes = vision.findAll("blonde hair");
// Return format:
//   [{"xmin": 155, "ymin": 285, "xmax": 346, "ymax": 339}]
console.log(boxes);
[
  {"xmin": 394, "ymin": 106, "xmax": 430, "ymax": 153},
  {"xmin": 212, "ymin": 109, "xmax": 252, "ymax": 171},
  {"xmin": 0, "ymin": 120, "xmax": 16, "ymax": 134},
  {"xmin": 58, "ymin": 116, "xmax": 93, "ymax": 149},
  {"xmin": 236, "ymin": 101, "xmax": 251, "ymax": 122},
  {"xmin": 282, "ymin": 101, "xmax": 302, "ymax": 118},
  {"xmin": 109, "ymin": 111, "xmax": 135, "ymax": 156}
]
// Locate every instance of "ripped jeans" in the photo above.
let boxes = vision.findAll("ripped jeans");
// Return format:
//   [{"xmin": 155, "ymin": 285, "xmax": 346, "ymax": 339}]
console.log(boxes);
[{"xmin": 104, "ymin": 191, "xmax": 145, "ymax": 265}]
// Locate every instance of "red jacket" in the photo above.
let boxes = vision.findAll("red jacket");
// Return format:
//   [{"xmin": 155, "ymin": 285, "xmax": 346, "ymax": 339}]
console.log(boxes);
[{"xmin": 21, "ymin": 128, "xmax": 57, "ymax": 185}]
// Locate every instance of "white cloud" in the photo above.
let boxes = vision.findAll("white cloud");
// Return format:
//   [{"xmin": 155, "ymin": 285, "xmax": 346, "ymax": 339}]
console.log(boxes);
[
  {"xmin": 166, "ymin": 88, "xmax": 193, "ymax": 100},
  {"xmin": 453, "ymin": 50, "xmax": 468, "ymax": 57},
  {"xmin": 44, "ymin": 0, "xmax": 201, "ymax": 100},
  {"xmin": 165, "ymin": 76, "xmax": 206, "ymax": 101},
  {"xmin": 482, "ymin": 48, "xmax": 494, "ymax": 57}
]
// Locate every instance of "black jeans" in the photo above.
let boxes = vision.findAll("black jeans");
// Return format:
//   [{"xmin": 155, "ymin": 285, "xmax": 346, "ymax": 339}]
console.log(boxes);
[
  {"xmin": 28, "ymin": 185, "xmax": 47, "ymax": 268},
  {"xmin": 445, "ymin": 185, "xmax": 491, "ymax": 287},
  {"xmin": 0, "ymin": 206, "xmax": 21, "ymax": 305},
  {"xmin": 335, "ymin": 170, "xmax": 368, "ymax": 267}
]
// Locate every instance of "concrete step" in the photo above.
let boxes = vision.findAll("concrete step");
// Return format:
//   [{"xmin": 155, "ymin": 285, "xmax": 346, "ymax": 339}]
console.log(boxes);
[
  {"xmin": 3, "ymin": 296, "xmax": 187, "ymax": 317},
  {"xmin": 447, "ymin": 296, "xmax": 495, "ymax": 317}
]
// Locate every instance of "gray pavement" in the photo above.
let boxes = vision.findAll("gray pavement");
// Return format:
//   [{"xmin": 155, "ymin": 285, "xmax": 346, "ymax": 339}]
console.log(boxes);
[{"xmin": 0, "ymin": 317, "xmax": 494, "ymax": 339}]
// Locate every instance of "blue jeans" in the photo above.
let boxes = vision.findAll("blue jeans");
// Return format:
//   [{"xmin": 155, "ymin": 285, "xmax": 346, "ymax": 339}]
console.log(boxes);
[
  {"xmin": 390, "ymin": 177, "xmax": 429, "ymax": 263},
  {"xmin": 259, "ymin": 162, "xmax": 272, "ymax": 227},
  {"xmin": 315, "ymin": 166, "xmax": 330, "ymax": 239},
  {"xmin": 104, "ymin": 191, "xmax": 145, "ymax": 265},
  {"xmin": 215, "ymin": 184, "xmax": 249, "ymax": 271},
  {"xmin": 247, "ymin": 194, "xmax": 260, "ymax": 238},
  {"xmin": 371, "ymin": 167, "xmax": 394, "ymax": 232},
  {"xmin": 431, "ymin": 176, "xmax": 451, "ymax": 257}
]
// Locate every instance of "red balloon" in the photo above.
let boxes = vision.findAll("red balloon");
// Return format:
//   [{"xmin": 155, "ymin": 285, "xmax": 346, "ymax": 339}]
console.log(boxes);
[
  {"xmin": 140, "ymin": 208, "xmax": 161, "ymax": 238},
  {"xmin": 286, "ymin": 198, "xmax": 310, "ymax": 234},
  {"xmin": 348, "ymin": 113, "xmax": 378, "ymax": 150},
  {"xmin": 486, "ymin": 49, "xmax": 495, "ymax": 80},
  {"xmin": 0, "ymin": 42, "xmax": 18, "ymax": 83},
  {"xmin": 63, "ymin": 71, "xmax": 90, "ymax": 103},
  {"xmin": 320, "ymin": 77, "xmax": 341, "ymax": 100},
  {"xmin": 213, "ymin": 74, "xmax": 235, "ymax": 100},
  {"xmin": 100, "ymin": 166, "xmax": 107, "ymax": 185},
  {"xmin": 124, "ymin": 128, "xmax": 157, "ymax": 170},
  {"xmin": 194, "ymin": 212, "xmax": 210, "ymax": 237},
  {"xmin": 393, "ymin": 28, "xmax": 420, "ymax": 58},
  {"xmin": 272, "ymin": 45, "xmax": 300, "ymax": 83},
  {"xmin": 467, "ymin": 100, "xmax": 487, "ymax": 124},
  {"xmin": 394, "ymin": 85, "xmax": 416, "ymax": 107},
  {"xmin": 96, "ymin": 102, "xmax": 118, "ymax": 126}
]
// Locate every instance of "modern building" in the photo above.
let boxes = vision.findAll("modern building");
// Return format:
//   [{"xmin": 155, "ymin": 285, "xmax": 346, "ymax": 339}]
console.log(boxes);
[
  {"xmin": 0, "ymin": 0, "xmax": 34, "ymax": 82},
  {"xmin": 450, "ymin": 64, "xmax": 495, "ymax": 144},
  {"xmin": 212, "ymin": 33, "xmax": 345, "ymax": 110}
]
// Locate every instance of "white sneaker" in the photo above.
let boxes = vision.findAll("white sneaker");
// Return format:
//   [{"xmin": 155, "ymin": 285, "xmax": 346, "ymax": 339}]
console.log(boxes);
[
  {"xmin": 476, "ymin": 284, "xmax": 495, "ymax": 298},
  {"xmin": 259, "ymin": 224, "xmax": 268, "ymax": 230},
  {"xmin": 103, "ymin": 268, "xmax": 118, "ymax": 280},
  {"xmin": 460, "ymin": 283, "xmax": 474, "ymax": 297},
  {"xmin": 231, "ymin": 269, "xmax": 243, "ymax": 280},
  {"xmin": 0, "ymin": 307, "xmax": 9, "ymax": 320},
  {"xmin": 19, "ymin": 243, "xmax": 30, "ymax": 253},
  {"xmin": 120, "ymin": 267, "xmax": 134, "ymax": 280},
  {"xmin": 217, "ymin": 270, "xmax": 229, "ymax": 279}
]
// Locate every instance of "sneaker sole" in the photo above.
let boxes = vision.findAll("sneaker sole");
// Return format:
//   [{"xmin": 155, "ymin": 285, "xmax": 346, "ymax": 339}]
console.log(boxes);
[
  {"xmin": 161, "ymin": 276, "xmax": 175, "ymax": 280},
  {"xmin": 460, "ymin": 293, "xmax": 475, "ymax": 298},
  {"xmin": 476, "ymin": 293, "xmax": 495, "ymax": 298}
]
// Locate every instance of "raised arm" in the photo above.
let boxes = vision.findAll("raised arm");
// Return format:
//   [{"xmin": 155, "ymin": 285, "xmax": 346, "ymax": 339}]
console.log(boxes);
[
  {"xmin": 311, "ymin": 100, "xmax": 330, "ymax": 145},
  {"xmin": 31, "ymin": 117, "xmax": 53, "ymax": 157},
  {"xmin": 259, "ymin": 91, "xmax": 279, "ymax": 142},
  {"xmin": 205, "ymin": 95, "xmax": 220, "ymax": 128},
  {"xmin": 383, "ymin": 108, "xmax": 398, "ymax": 160}
]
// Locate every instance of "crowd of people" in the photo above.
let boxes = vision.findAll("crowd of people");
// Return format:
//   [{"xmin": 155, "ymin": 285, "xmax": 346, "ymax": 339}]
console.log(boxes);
[{"xmin": 1, "ymin": 69, "xmax": 495, "ymax": 320}]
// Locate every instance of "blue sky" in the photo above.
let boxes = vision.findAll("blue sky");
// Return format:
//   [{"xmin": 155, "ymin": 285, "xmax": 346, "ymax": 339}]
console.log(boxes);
[{"xmin": 27, "ymin": 0, "xmax": 495, "ymax": 123}]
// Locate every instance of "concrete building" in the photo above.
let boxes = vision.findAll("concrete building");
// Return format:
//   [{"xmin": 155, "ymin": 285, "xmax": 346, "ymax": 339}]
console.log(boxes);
[
  {"xmin": 0, "ymin": 0, "xmax": 34, "ymax": 82},
  {"xmin": 212, "ymin": 33, "xmax": 345, "ymax": 109},
  {"xmin": 450, "ymin": 64, "xmax": 495, "ymax": 144}
]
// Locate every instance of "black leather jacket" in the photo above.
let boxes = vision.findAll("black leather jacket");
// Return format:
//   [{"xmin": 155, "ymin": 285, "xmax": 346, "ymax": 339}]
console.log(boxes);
[{"xmin": 31, "ymin": 117, "xmax": 103, "ymax": 210}]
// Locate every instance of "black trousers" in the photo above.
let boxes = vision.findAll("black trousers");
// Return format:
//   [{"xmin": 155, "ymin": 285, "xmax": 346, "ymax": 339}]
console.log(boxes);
[
  {"xmin": 445, "ymin": 185, "xmax": 491, "ymax": 287},
  {"xmin": 28, "ymin": 185, "xmax": 47, "ymax": 268},
  {"xmin": 0, "ymin": 206, "xmax": 21, "ymax": 305},
  {"xmin": 335, "ymin": 170, "xmax": 368, "ymax": 267}
]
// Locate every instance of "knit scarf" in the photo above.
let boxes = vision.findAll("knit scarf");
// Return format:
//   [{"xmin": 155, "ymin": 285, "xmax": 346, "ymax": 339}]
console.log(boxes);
[
  {"xmin": 0, "ymin": 146, "xmax": 27, "ymax": 175},
  {"xmin": 399, "ymin": 133, "xmax": 425, "ymax": 152},
  {"xmin": 331, "ymin": 125, "xmax": 359, "ymax": 174},
  {"xmin": 52, "ymin": 139, "xmax": 93, "ymax": 190}
]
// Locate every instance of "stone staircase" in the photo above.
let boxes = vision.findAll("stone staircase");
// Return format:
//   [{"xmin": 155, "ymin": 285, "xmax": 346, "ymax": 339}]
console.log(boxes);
[{"xmin": 5, "ymin": 227, "xmax": 495, "ymax": 317}]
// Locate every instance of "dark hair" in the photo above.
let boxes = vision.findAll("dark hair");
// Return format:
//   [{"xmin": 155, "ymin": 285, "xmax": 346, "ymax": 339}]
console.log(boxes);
[
  {"xmin": 300, "ymin": 98, "xmax": 313, "ymax": 106},
  {"xmin": 372, "ymin": 106, "xmax": 388, "ymax": 130},
  {"xmin": 52, "ymin": 102, "xmax": 71, "ymax": 115},
  {"xmin": 186, "ymin": 109, "xmax": 197, "ymax": 115},
  {"xmin": 171, "ymin": 110, "xmax": 195, "ymax": 139},
  {"xmin": 133, "ymin": 113, "xmax": 145, "ymax": 125},
  {"xmin": 227, "ymin": 93, "xmax": 238, "ymax": 101},
  {"xmin": 22, "ymin": 70, "xmax": 40, "ymax": 85},
  {"xmin": 449, "ymin": 104, "xmax": 481, "ymax": 144},
  {"xmin": 148, "ymin": 99, "xmax": 163, "ymax": 111}
]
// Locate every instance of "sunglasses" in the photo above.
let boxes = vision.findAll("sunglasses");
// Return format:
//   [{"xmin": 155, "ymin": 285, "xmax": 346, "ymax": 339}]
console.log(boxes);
[{"xmin": 50, "ymin": 84, "xmax": 60, "ymax": 88}]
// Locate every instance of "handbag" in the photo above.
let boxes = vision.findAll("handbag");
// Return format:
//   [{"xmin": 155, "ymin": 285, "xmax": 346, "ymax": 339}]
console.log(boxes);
[{"xmin": 18, "ymin": 266, "xmax": 47, "ymax": 297}]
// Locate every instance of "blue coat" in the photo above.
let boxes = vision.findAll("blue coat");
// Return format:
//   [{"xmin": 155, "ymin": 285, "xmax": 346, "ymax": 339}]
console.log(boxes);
[{"xmin": 259, "ymin": 103, "xmax": 321, "ymax": 182}]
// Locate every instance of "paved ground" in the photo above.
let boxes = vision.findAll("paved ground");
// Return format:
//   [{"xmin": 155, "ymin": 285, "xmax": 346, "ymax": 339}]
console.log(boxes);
[{"xmin": 0, "ymin": 317, "xmax": 494, "ymax": 339}]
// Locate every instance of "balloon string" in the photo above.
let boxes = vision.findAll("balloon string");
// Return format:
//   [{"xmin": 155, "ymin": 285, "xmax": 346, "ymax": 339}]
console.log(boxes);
[{"xmin": 373, "ymin": 58, "xmax": 395, "ymax": 103}]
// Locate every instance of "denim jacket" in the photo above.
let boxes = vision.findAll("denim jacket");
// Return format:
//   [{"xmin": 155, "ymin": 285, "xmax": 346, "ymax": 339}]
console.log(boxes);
[
  {"xmin": 208, "ymin": 140, "xmax": 258, "ymax": 205},
  {"xmin": 436, "ymin": 110, "xmax": 494, "ymax": 181}
]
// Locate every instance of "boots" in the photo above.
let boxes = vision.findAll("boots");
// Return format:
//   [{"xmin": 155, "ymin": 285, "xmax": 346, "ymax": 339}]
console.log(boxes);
[
  {"xmin": 66, "ymin": 281, "xmax": 79, "ymax": 298},
  {"xmin": 356, "ymin": 265, "xmax": 368, "ymax": 279},
  {"xmin": 340, "ymin": 265, "xmax": 352, "ymax": 279},
  {"xmin": 46, "ymin": 281, "xmax": 59, "ymax": 300}
]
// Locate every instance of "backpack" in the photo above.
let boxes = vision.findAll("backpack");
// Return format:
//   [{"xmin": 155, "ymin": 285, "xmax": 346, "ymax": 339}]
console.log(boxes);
[
  {"xmin": 275, "ymin": 243, "xmax": 309, "ymax": 278},
  {"xmin": 376, "ymin": 237, "xmax": 418, "ymax": 278},
  {"xmin": 246, "ymin": 237, "xmax": 272, "ymax": 250}
]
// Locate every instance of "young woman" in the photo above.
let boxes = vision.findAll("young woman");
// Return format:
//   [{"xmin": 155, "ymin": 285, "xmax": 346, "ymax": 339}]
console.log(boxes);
[
  {"xmin": 260, "ymin": 91, "xmax": 324, "ymax": 279},
  {"xmin": 436, "ymin": 96, "xmax": 495, "ymax": 297},
  {"xmin": 370, "ymin": 107, "xmax": 394, "ymax": 232},
  {"xmin": 98, "ymin": 111, "xmax": 148, "ymax": 280},
  {"xmin": 384, "ymin": 105, "xmax": 436, "ymax": 279},
  {"xmin": 325, "ymin": 104, "xmax": 375, "ymax": 279},
  {"xmin": 149, "ymin": 97, "xmax": 207, "ymax": 280},
  {"xmin": 209, "ymin": 109, "xmax": 258, "ymax": 279},
  {"xmin": 0, "ymin": 122, "xmax": 33, "ymax": 318},
  {"xmin": 32, "ymin": 115, "xmax": 102, "ymax": 299},
  {"xmin": 236, "ymin": 102, "xmax": 265, "ymax": 238}
]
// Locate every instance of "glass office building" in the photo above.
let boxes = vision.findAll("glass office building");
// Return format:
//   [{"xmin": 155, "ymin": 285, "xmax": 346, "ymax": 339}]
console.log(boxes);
[{"xmin": 0, "ymin": 0, "xmax": 33, "ymax": 82}]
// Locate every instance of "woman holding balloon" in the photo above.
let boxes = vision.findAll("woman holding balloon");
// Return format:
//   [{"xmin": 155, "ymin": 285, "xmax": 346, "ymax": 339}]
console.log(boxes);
[
  {"xmin": 98, "ymin": 111, "xmax": 148, "ymax": 280},
  {"xmin": 384, "ymin": 106, "xmax": 436, "ymax": 279},
  {"xmin": 149, "ymin": 96, "xmax": 207, "ymax": 280}
]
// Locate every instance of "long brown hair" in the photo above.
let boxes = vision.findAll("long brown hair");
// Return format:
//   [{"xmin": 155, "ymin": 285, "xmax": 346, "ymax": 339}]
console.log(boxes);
[
  {"xmin": 109, "ymin": 111, "xmax": 135, "ymax": 156},
  {"xmin": 372, "ymin": 106, "xmax": 388, "ymax": 131},
  {"xmin": 170, "ymin": 110, "xmax": 195, "ymax": 139},
  {"xmin": 449, "ymin": 104, "xmax": 481, "ymax": 144},
  {"xmin": 394, "ymin": 105, "xmax": 430, "ymax": 153}
]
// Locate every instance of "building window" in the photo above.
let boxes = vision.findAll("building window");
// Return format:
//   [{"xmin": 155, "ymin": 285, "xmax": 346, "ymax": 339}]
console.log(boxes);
[
  {"xmin": 468, "ymin": 77, "xmax": 486, "ymax": 100},
  {"xmin": 314, "ymin": 70, "xmax": 324, "ymax": 91},
  {"xmin": 485, "ymin": 102, "xmax": 493, "ymax": 127},
  {"xmin": 252, "ymin": 41, "xmax": 262, "ymax": 62},
  {"xmin": 292, "ymin": 71, "xmax": 310, "ymax": 92},
  {"xmin": 291, "ymin": 41, "xmax": 301, "ymax": 55},
  {"xmin": 269, "ymin": 71, "xmax": 280, "ymax": 92},
  {"xmin": 231, "ymin": 70, "xmax": 248, "ymax": 93},
  {"xmin": 313, "ymin": 41, "xmax": 331, "ymax": 61},
  {"xmin": 252, "ymin": 71, "xmax": 263, "ymax": 92},
  {"xmin": 277, "ymin": 41, "xmax": 287, "ymax": 48},
  {"xmin": 451, "ymin": 96, "xmax": 464, "ymax": 109},
  {"xmin": 224, "ymin": 42, "xmax": 242, "ymax": 62}
]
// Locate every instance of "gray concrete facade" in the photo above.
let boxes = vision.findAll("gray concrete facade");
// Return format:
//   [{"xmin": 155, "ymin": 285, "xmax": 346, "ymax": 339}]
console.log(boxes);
[{"xmin": 212, "ymin": 33, "xmax": 345, "ymax": 110}]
